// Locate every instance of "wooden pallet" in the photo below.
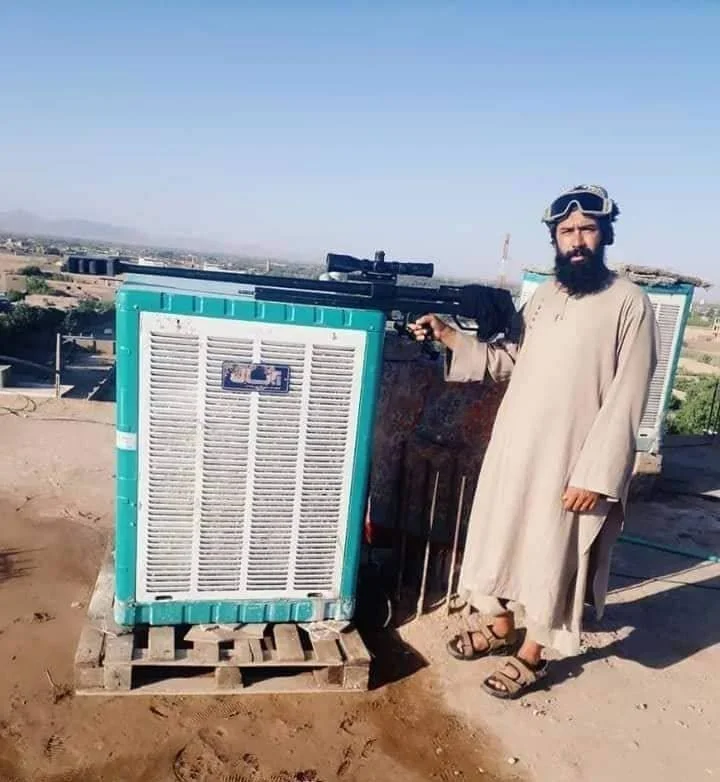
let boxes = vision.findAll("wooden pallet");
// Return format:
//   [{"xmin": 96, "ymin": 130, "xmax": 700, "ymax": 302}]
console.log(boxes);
[{"xmin": 74, "ymin": 549, "xmax": 371, "ymax": 696}]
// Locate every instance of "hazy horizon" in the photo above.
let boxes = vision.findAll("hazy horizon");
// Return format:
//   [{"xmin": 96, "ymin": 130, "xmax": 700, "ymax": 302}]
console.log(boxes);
[{"xmin": 1, "ymin": 3, "xmax": 718, "ymax": 284}]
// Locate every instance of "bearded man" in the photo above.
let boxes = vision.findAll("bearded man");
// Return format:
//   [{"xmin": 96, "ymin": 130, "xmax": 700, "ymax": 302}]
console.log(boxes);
[{"xmin": 409, "ymin": 185, "xmax": 659, "ymax": 699}]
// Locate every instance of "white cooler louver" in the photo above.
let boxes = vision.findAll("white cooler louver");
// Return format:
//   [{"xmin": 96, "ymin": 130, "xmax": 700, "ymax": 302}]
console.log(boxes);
[{"xmin": 136, "ymin": 312, "xmax": 365, "ymax": 603}]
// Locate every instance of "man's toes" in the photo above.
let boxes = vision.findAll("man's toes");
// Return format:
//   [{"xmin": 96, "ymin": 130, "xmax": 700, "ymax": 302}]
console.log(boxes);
[
  {"xmin": 486, "ymin": 676, "xmax": 506, "ymax": 692},
  {"xmin": 470, "ymin": 633, "xmax": 488, "ymax": 653}
]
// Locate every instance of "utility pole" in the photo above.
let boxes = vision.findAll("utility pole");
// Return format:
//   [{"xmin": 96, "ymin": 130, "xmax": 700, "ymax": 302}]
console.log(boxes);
[{"xmin": 499, "ymin": 233, "xmax": 510, "ymax": 288}]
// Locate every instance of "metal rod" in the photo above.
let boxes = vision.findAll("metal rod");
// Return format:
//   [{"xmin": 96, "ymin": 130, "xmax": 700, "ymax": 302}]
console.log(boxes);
[
  {"xmin": 417, "ymin": 470, "xmax": 440, "ymax": 617},
  {"xmin": 707, "ymin": 377, "xmax": 720, "ymax": 433},
  {"xmin": 445, "ymin": 475, "xmax": 467, "ymax": 616},
  {"xmin": 395, "ymin": 530, "xmax": 408, "ymax": 601},
  {"xmin": 396, "ymin": 453, "xmax": 420, "ymax": 601},
  {"xmin": 55, "ymin": 332, "xmax": 61, "ymax": 398},
  {"xmin": 392, "ymin": 442, "xmax": 408, "ymax": 598}
]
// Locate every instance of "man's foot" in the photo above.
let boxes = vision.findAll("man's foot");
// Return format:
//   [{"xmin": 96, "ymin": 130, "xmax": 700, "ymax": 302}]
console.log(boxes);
[
  {"xmin": 446, "ymin": 622, "xmax": 519, "ymax": 661},
  {"xmin": 482, "ymin": 655, "xmax": 548, "ymax": 699}
]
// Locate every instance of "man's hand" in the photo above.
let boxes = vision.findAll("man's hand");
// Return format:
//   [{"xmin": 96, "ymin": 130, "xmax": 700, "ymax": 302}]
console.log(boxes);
[
  {"xmin": 407, "ymin": 315, "xmax": 457, "ymax": 350},
  {"xmin": 562, "ymin": 487, "xmax": 602, "ymax": 513}
]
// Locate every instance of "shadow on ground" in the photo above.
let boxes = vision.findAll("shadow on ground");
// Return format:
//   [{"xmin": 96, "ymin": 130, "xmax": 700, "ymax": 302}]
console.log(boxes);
[
  {"xmin": 541, "ymin": 573, "xmax": 720, "ymax": 695},
  {"xmin": 354, "ymin": 560, "xmax": 429, "ymax": 689},
  {"xmin": 0, "ymin": 548, "xmax": 33, "ymax": 585},
  {"xmin": 544, "ymin": 548, "xmax": 720, "ymax": 690}
]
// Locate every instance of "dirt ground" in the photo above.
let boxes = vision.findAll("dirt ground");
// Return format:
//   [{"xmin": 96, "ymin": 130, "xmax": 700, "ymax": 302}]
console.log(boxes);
[
  {"xmin": 677, "ymin": 356, "xmax": 720, "ymax": 376},
  {"xmin": 0, "ymin": 396, "xmax": 518, "ymax": 782},
  {"xmin": 685, "ymin": 326, "xmax": 720, "ymax": 347},
  {"xmin": 2, "ymin": 395, "xmax": 719, "ymax": 782},
  {"xmin": 409, "ymin": 489, "xmax": 720, "ymax": 782},
  {"xmin": 680, "ymin": 325, "xmax": 720, "ymax": 376}
]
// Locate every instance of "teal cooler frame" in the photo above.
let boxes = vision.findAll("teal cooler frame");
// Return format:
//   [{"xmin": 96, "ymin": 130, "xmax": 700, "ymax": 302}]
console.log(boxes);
[{"xmin": 114, "ymin": 280, "xmax": 385, "ymax": 626}]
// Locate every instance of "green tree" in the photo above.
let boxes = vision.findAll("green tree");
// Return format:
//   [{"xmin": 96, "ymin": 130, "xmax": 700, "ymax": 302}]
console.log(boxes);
[
  {"xmin": 25, "ymin": 276, "xmax": 51, "ymax": 295},
  {"xmin": 75, "ymin": 297, "xmax": 113, "ymax": 314},
  {"xmin": 18, "ymin": 265, "xmax": 45, "ymax": 277},
  {"xmin": 62, "ymin": 299, "xmax": 115, "ymax": 335},
  {"xmin": 0, "ymin": 303, "xmax": 65, "ymax": 353},
  {"xmin": 667, "ymin": 376, "xmax": 720, "ymax": 434}
]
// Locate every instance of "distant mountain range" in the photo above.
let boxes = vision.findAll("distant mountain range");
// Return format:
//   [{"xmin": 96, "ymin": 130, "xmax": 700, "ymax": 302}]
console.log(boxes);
[
  {"xmin": 0, "ymin": 209, "xmax": 276, "ymax": 258},
  {"xmin": 0, "ymin": 209, "xmax": 148, "ymax": 245}
]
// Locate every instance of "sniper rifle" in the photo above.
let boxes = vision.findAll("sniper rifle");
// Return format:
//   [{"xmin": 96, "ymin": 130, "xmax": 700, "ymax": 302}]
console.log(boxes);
[{"xmin": 65, "ymin": 250, "xmax": 516, "ymax": 342}]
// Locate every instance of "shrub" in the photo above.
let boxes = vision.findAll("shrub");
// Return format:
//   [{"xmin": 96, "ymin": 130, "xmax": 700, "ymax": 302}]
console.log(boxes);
[
  {"xmin": 18, "ymin": 265, "xmax": 45, "ymax": 277},
  {"xmin": 25, "ymin": 276, "xmax": 51, "ymax": 295},
  {"xmin": 0, "ymin": 304, "xmax": 65, "ymax": 353},
  {"xmin": 667, "ymin": 376, "xmax": 720, "ymax": 434}
]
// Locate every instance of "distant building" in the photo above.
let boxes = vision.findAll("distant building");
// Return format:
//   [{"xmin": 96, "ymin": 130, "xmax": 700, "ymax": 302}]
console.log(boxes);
[
  {"xmin": 137, "ymin": 256, "xmax": 166, "ymax": 267},
  {"xmin": 65, "ymin": 254, "xmax": 127, "ymax": 277}
]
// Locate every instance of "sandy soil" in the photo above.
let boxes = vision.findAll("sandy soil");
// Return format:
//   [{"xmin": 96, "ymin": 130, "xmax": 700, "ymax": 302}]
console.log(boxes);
[
  {"xmin": 403, "ymin": 491, "xmax": 720, "ymax": 782},
  {"xmin": 678, "ymin": 326, "xmax": 720, "ymax": 376},
  {"xmin": 0, "ymin": 396, "xmax": 517, "ymax": 782},
  {"xmin": 0, "ymin": 252, "xmax": 53, "ymax": 273},
  {"xmin": 2, "ymin": 395, "xmax": 719, "ymax": 782},
  {"xmin": 677, "ymin": 357, "xmax": 720, "ymax": 376},
  {"xmin": 684, "ymin": 326, "xmax": 720, "ymax": 348}
]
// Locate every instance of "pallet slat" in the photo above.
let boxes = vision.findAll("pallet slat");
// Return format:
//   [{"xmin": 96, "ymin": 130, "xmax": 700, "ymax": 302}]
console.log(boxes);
[
  {"xmin": 273, "ymin": 624, "xmax": 305, "ymax": 662},
  {"xmin": 75, "ymin": 625, "xmax": 104, "ymax": 667},
  {"xmin": 216, "ymin": 666, "xmax": 243, "ymax": 689},
  {"xmin": 313, "ymin": 639, "xmax": 343, "ymax": 664},
  {"xmin": 130, "ymin": 648, "xmax": 323, "ymax": 667},
  {"xmin": 237, "ymin": 623, "xmax": 267, "ymax": 639},
  {"xmin": 103, "ymin": 635, "xmax": 134, "ymax": 691},
  {"xmin": 338, "ymin": 629, "xmax": 370, "ymax": 690},
  {"xmin": 343, "ymin": 664, "xmax": 370, "ymax": 691},
  {"xmin": 148, "ymin": 627, "xmax": 175, "ymax": 661},
  {"xmin": 248, "ymin": 638, "xmax": 264, "ymax": 663},
  {"xmin": 232, "ymin": 639, "xmax": 253, "ymax": 664},
  {"xmin": 105, "ymin": 635, "xmax": 133, "ymax": 664},
  {"xmin": 87, "ymin": 542, "xmax": 127, "ymax": 638},
  {"xmin": 190, "ymin": 641, "xmax": 220, "ymax": 664},
  {"xmin": 74, "ymin": 625, "xmax": 105, "ymax": 689},
  {"xmin": 80, "ymin": 670, "xmax": 358, "ymax": 696},
  {"xmin": 339, "ymin": 629, "xmax": 371, "ymax": 664}
]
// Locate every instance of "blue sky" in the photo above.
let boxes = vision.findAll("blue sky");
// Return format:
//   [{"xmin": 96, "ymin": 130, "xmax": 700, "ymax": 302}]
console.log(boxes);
[{"xmin": 1, "ymin": 2, "xmax": 718, "ymax": 283}]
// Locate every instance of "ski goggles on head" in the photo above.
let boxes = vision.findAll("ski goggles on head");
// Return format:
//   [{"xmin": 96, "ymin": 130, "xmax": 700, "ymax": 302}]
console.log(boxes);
[{"xmin": 542, "ymin": 189, "xmax": 613, "ymax": 223}]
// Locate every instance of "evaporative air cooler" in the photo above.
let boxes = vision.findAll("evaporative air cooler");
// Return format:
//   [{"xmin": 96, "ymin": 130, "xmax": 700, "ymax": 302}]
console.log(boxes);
[
  {"xmin": 518, "ymin": 268, "xmax": 696, "ymax": 455},
  {"xmin": 114, "ymin": 274, "xmax": 385, "ymax": 625}
]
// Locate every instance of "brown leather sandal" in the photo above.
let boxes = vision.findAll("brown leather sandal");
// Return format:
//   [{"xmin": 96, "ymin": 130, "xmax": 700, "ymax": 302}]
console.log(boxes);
[
  {"xmin": 446, "ymin": 625, "xmax": 519, "ymax": 661},
  {"xmin": 482, "ymin": 655, "xmax": 548, "ymax": 699}
]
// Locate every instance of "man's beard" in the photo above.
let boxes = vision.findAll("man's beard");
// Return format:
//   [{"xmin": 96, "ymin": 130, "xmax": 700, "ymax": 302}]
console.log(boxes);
[{"xmin": 554, "ymin": 245, "xmax": 611, "ymax": 296}]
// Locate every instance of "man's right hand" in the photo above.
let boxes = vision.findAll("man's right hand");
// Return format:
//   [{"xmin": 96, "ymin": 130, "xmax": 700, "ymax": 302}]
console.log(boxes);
[{"xmin": 407, "ymin": 315, "xmax": 457, "ymax": 350}]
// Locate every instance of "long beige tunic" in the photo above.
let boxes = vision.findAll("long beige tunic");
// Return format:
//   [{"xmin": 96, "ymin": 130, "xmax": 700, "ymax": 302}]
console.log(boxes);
[{"xmin": 447, "ymin": 275, "xmax": 659, "ymax": 656}]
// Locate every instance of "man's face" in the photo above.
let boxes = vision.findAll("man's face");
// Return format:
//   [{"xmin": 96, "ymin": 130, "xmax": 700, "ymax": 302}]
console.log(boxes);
[
  {"xmin": 553, "ymin": 208, "xmax": 610, "ymax": 296},
  {"xmin": 555, "ymin": 209, "xmax": 602, "ymax": 260}
]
